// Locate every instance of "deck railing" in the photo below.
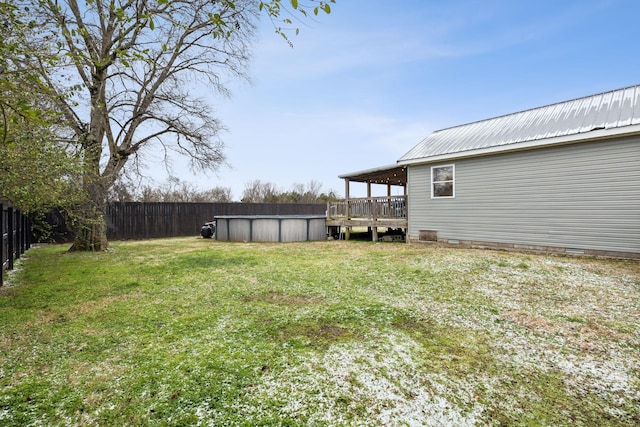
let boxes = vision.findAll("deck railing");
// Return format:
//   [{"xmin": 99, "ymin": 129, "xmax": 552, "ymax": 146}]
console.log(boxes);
[{"xmin": 327, "ymin": 196, "xmax": 407, "ymax": 220}]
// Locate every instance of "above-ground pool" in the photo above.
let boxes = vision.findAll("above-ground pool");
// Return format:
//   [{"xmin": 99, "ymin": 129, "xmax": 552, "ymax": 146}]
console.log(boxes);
[{"xmin": 214, "ymin": 215, "xmax": 327, "ymax": 242}]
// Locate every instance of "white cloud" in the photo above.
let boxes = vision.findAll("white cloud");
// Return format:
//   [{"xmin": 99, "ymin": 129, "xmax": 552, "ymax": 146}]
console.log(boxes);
[{"xmin": 251, "ymin": 0, "xmax": 592, "ymax": 81}]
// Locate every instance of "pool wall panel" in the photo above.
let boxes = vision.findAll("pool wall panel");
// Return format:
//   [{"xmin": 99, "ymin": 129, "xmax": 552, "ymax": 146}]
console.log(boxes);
[{"xmin": 214, "ymin": 215, "xmax": 327, "ymax": 242}]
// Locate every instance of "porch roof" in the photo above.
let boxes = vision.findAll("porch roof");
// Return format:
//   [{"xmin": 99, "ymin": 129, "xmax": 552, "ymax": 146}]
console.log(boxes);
[{"xmin": 338, "ymin": 164, "xmax": 406, "ymax": 186}]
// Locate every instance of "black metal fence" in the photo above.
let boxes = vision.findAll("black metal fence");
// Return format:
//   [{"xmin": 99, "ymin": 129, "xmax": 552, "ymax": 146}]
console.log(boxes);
[{"xmin": 1, "ymin": 202, "xmax": 31, "ymax": 287}]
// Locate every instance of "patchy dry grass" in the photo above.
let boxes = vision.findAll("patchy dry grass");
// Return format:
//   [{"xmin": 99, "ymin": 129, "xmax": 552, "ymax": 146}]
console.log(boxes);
[{"xmin": 0, "ymin": 238, "xmax": 638, "ymax": 426}]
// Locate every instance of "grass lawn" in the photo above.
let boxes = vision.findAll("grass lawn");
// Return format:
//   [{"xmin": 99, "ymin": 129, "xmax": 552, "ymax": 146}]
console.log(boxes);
[{"xmin": 0, "ymin": 238, "xmax": 638, "ymax": 426}]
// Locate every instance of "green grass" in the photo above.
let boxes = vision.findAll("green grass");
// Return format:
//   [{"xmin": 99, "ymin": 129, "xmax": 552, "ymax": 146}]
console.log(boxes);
[{"xmin": 1, "ymin": 238, "xmax": 639, "ymax": 426}]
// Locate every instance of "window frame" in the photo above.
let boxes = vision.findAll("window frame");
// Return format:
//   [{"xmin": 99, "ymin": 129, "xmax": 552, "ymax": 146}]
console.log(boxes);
[{"xmin": 431, "ymin": 164, "xmax": 455, "ymax": 199}]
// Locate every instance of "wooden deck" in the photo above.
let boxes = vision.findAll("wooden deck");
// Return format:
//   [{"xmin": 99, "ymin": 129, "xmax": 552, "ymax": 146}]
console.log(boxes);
[{"xmin": 326, "ymin": 196, "xmax": 407, "ymax": 241}]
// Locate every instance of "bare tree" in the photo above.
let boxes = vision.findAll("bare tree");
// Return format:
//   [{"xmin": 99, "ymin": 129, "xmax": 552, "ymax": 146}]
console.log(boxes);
[
  {"xmin": 108, "ymin": 176, "xmax": 234, "ymax": 202},
  {"xmin": 242, "ymin": 179, "xmax": 338, "ymax": 203},
  {"xmin": 199, "ymin": 186, "xmax": 233, "ymax": 202},
  {"xmin": 15, "ymin": 0, "xmax": 334, "ymax": 250},
  {"xmin": 241, "ymin": 179, "xmax": 281, "ymax": 203},
  {"xmin": 301, "ymin": 179, "xmax": 322, "ymax": 203}
]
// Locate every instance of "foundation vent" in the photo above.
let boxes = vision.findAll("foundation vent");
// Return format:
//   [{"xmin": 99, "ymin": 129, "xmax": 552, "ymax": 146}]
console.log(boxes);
[
  {"xmin": 419, "ymin": 230, "xmax": 438, "ymax": 242},
  {"xmin": 565, "ymin": 248, "xmax": 585, "ymax": 255}
]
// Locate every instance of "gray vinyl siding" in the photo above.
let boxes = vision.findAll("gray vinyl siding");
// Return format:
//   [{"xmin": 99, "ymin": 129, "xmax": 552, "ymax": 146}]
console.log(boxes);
[{"xmin": 407, "ymin": 136, "xmax": 640, "ymax": 254}]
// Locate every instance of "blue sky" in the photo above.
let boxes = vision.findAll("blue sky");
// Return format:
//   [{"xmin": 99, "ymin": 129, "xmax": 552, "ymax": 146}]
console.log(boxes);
[{"xmin": 164, "ymin": 0, "xmax": 640, "ymax": 199}]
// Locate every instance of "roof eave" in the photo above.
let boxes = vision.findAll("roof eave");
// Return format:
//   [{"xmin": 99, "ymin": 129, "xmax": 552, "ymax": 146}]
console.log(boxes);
[
  {"xmin": 338, "ymin": 164, "xmax": 407, "ymax": 185},
  {"xmin": 397, "ymin": 124, "xmax": 640, "ymax": 166}
]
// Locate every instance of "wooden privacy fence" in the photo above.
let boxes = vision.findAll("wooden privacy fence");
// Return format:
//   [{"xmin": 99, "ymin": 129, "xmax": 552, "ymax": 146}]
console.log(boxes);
[
  {"xmin": 106, "ymin": 202, "xmax": 327, "ymax": 240},
  {"xmin": 1, "ymin": 202, "xmax": 31, "ymax": 287}
]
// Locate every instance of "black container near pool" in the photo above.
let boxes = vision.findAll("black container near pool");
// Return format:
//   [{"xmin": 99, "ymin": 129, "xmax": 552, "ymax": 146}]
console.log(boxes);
[{"xmin": 214, "ymin": 215, "xmax": 327, "ymax": 242}]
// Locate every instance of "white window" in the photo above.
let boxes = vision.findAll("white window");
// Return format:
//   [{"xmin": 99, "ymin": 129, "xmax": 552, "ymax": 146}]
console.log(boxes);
[{"xmin": 431, "ymin": 165, "xmax": 455, "ymax": 198}]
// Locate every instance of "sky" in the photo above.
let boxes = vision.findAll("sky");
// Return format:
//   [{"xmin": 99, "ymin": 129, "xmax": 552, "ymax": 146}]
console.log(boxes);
[{"xmin": 155, "ymin": 0, "xmax": 640, "ymax": 200}]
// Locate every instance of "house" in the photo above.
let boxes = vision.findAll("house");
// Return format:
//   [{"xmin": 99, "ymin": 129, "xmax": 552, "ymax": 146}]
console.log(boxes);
[{"xmin": 331, "ymin": 84, "xmax": 640, "ymax": 258}]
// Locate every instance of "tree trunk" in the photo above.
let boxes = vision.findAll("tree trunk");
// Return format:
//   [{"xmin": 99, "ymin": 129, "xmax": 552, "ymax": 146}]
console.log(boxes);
[
  {"xmin": 68, "ymin": 176, "xmax": 110, "ymax": 251},
  {"xmin": 68, "ymin": 207, "xmax": 109, "ymax": 251},
  {"xmin": 68, "ymin": 128, "xmax": 111, "ymax": 251}
]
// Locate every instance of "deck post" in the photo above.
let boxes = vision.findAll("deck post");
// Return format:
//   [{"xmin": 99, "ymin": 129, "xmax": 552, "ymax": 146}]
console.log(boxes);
[
  {"xmin": 371, "ymin": 198, "xmax": 378, "ymax": 242},
  {"xmin": 367, "ymin": 182, "xmax": 373, "ymax": 239},
  {"xmin": 344, "ymin": 178, "xmax": 351, "ymax": 240}
]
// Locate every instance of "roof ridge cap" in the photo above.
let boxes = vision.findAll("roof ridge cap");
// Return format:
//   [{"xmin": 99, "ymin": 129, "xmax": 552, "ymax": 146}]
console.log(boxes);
[{"xmin": 433, "ymin": 83, "xmax": 640, "ymax": 134}]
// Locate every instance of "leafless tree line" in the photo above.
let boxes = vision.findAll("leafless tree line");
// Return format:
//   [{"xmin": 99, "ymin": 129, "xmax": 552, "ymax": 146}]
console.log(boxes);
[{"xmin": 108, "ymin": 178, "xmax": 339, "ymax": 203}]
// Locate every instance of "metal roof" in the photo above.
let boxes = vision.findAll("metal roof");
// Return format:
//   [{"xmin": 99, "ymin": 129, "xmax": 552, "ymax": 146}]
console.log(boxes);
[{"xmin": 398, "ymin": 84, "xmax": 640, "ymax": 164}]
